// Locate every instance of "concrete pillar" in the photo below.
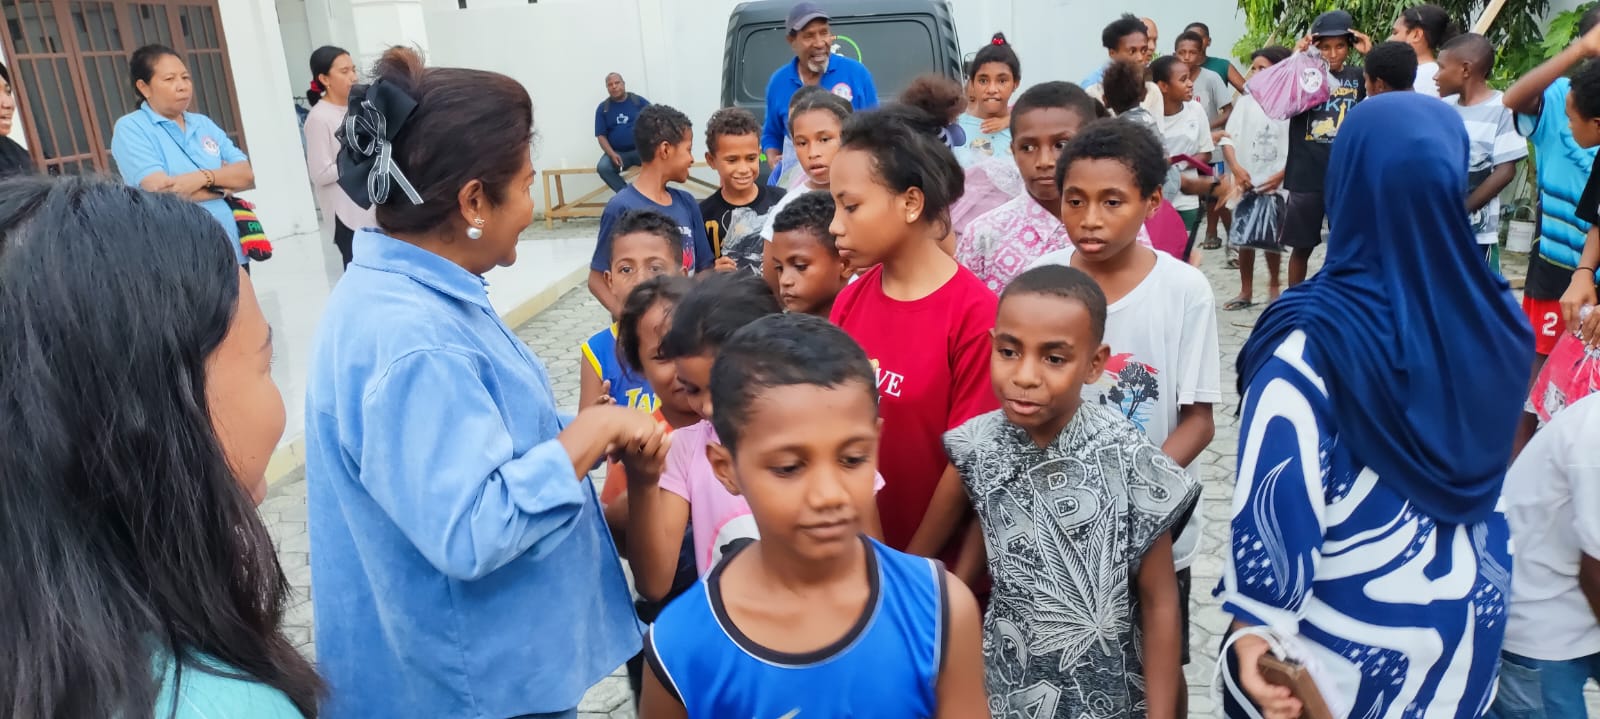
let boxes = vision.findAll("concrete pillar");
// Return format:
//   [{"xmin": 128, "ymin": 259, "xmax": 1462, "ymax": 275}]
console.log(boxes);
[{"xmin": 346, "ymin": 0, "xmax": 433, "ymax": 70}]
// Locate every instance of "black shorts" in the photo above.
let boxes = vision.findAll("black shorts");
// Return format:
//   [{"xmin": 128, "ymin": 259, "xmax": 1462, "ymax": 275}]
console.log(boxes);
[
  {"xmin": 1281, "ymin": 191, "xmax": 1325, "ymax": 250},
  {"xmin": 334, "ymin": 218, "xmax": 355, "ymax": 269},
  {"xmin": 1178, "ymin": 566, "xmax": 1192, "ymax": 665}
]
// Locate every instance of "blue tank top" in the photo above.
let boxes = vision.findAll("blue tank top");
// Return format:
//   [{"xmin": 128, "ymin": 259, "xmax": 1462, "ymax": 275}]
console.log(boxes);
[
  {"xmin": 645, "ymin": 536, "xmax": 946, "ymax": 718},
  {"xmin": 581, "ymin": 324, "xmax": 657, "ymax": 411}
]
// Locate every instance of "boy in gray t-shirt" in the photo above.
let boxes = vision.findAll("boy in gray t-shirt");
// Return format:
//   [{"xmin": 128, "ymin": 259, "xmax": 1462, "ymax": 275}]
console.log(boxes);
[{"xmin": 1438, "ymin": 33, "xmax": 1529, "ymax": 271}]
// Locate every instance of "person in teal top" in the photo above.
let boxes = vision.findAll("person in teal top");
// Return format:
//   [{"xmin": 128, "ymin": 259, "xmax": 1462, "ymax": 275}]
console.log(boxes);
[
  {"xmin": 111, "ymin": 44, "xmax": 255, "ymax": 266},
  {"xmin": 0, "ymin": 175, "xmax": 321, "ymax": 715},
  {"xmin": 955, "ymin": 33, "xmax": 1020, "ymax": 168}
]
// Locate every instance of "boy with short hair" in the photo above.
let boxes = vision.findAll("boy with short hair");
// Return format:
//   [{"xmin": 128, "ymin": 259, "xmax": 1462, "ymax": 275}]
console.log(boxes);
[
  {"xmin": 700, "ymin": 107, "xmax": 786, "ymax": 276},
  {"xmin": 1283, "ymin": 10, "xmax": 1366, "ymax": 287},
  {"xmin": 767, "ymin": 190, "xmax": 850, "ymax": 317},
  {"xmin": 579, "ymin": 209, "xmax": 687, "ymax": 412},
  {"xmin": 1085, "ymin": 14, "xmax": 1163, "ymax": 116},
  {"xmin": 1437, "ymin": 33, "xmax": 1528, "ymax": 273},
  {"xmin": 1503, "ymin": 11, "xmax": 1600, "ymax": 452},
  {"xmin": 1365, "ymin": 40, "xmax": 1419, "ymax": 95},
  {"xmin": 589, "ymin": 104, "xmax": 716, "ymax": 317},
  {"xmin": 641, "ymin": 313, "xmax": 988, "ymax": 719},
  {"xmin": 1175, "ymin": 31, "xmax": 1233, "ymax": 129},
  {"xmin": 1030, "ymin": 119, "xmax": 1221, "ymax": 693},
  {"xmin": 1492, "ymin": 392, "xmax": 1600, "ymax": 719},
  {"xmin": 1151, "ymin": 56, "xmax": 1217, "ymax": 252},
  {"xmin": 946, "ymin": 264, "xmax": 1199, "ymax": 719}
]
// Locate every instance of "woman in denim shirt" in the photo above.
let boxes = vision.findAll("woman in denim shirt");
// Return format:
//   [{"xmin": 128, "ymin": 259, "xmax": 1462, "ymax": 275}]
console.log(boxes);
[{"xmin": 303, "ymin": 48, "xmax": 666, "ymax": 719}]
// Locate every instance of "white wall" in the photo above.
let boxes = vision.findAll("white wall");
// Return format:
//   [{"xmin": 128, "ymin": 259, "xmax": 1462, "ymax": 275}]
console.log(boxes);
[{"xmin": 421, "ymin": 0, "xmax": 1251, "ymax": 180}]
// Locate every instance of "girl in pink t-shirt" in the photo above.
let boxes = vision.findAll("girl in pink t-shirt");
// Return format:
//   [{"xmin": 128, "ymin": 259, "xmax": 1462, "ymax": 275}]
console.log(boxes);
[{"xmin": 828, "ymin": 104, "xmax": 1000, "ymax": 574}]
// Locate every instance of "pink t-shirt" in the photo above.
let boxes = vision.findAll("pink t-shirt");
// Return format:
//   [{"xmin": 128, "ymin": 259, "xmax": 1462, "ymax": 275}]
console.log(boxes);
[
  {"xmin": 658, "ymin": 419, "xmax": 885, "ymax": 574},
  {"xmin": 959, "ymin": 195, "xmax": 1159, "ymax": 295}
]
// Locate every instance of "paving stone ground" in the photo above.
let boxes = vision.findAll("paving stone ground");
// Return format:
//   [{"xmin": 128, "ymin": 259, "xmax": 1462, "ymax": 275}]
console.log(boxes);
[{"xmin": 260, "ymin": 242, "xmax": 1592, "ymax": 717}]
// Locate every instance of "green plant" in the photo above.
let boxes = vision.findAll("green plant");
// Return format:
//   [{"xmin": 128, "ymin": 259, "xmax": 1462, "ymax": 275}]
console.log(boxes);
[
  {"xmin": 1493, "ymin": 1, "xmax": 1596, "ymax": 87},
  {"xmin": 1232, "ymin": 0, "xmax": 1553, "ymax": 72}
]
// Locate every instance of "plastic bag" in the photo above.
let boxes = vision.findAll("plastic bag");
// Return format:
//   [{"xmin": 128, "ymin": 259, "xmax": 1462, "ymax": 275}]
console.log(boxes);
[
  {"xmin": 1530, "ymin": 308, "xmax": 1600, "ymax": 423},
  {"xmin": 1245, "ymin": 49, "xmax": 1338, "ymax": 120},
  {"xmin": 1230, "ymin": 192, "xmax": 1287, "ymax": 253}
]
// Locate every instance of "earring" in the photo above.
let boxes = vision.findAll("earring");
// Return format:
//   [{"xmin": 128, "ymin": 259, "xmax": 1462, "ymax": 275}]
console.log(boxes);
[{"xmin": 466, "ymin": 218, "xmax": 485, "ymax": 240}]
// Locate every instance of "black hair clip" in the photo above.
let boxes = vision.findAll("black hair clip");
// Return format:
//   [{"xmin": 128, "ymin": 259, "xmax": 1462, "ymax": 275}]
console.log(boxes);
[{"xmin": 337, "ymin": 79, "xmax": 424, "ymax": 209}]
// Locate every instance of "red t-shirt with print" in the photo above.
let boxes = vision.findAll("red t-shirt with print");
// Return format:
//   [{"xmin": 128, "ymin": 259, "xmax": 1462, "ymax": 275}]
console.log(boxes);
[{"xmin": 830, "ymin": 264, "xmax": 999, "ymax": 552}]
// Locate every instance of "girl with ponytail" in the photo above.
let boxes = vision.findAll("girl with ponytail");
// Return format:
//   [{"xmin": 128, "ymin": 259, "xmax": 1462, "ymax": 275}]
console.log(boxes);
[
  {"xmin": 301, "ymin": 45, "xmax": 374, "ymax": 267},
  {"xmin": 955, "ymin": 32, "xmax": 1021, "ymax": 167}
]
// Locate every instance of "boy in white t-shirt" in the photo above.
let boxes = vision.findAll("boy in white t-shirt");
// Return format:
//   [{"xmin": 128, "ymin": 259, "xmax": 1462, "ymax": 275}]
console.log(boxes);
[
  {"xmin": 1493, "ymin": 391, "xmax": 1600, "ymax": 719},
  {"xmin": 1219, "ymin": 46, "xmax": 1293, "ymax": 310},
  {"xmin": 1151, "ymin": 55, "xmax": 1217, "ymax": 259},
  {"xmin": 1030, "ymin": 119, "xmax": 1220, "ymax": 701},
  {"xmin": 1437, "ymin": 33, "xmax": 1529, "ymax": 275}
]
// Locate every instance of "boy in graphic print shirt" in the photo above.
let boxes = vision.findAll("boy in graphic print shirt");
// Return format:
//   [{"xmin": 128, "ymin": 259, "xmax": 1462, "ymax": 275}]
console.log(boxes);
[{"xmin": 1030, "ymin": 119, "xmax": 1221, "ymax": 686}]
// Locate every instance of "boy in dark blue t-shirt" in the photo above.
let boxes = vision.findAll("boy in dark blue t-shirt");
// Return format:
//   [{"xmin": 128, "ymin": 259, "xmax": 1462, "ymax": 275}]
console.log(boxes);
[{"xmin": 589, "ymin": 104, "xmax": 718, "ymax": 317}]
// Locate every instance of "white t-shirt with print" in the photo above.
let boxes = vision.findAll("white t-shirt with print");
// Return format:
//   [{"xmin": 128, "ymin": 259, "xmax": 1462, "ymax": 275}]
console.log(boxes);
[
  {"xmin": 1447, "ymin": 91, "xmax": 1529, "ymax": 245},
  {"xmin": 1028, "ymin": 246, "xmax": 1223, "ymax": 568},
  {"xmin": 1501, "ymin": 391, "xmax": 1600, "ymax": 661},
  {"xmin": 1220, "ymin": 94, "xmax": 1289, "ymax": 187},
  {"xmin": 1157, "ymin": 100, "xmax": 1215, "ymax": 212}
]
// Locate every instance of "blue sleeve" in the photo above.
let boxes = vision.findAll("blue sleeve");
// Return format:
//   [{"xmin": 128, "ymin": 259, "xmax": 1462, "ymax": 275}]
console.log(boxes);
[
  {"xmin": 205, "ymin": 116, "xmax": 247, "ymax": 163},
  {"xmin": 595, "ymin": 104, "xmax": 607, "ymax": 138},
  {"xmin": 856, "ymin": 66, "xmax": 880, "ymax": 110},
  {"xmin": 686, "ymin": 194, "xmax": 713, "ymax": 271},
  {"xmin": 636, "ymin": 95, "xmax": 650, "ymax": 108},
  {"xmin": 1518, "ymin": 82, "xmax": 1564, "ymax": 142},
  {"xmin": 110, "ymin": 116, "xmax": 164, "ymax": 187},
  {"xmin": 592, "ymin": 200, "xmax": 623, "ymax": 272},
  {"xmin": 355, "ymin": 349, "xmax": 585, "ymax": 581},
  {"xmin": 762, "ymin": 74, "xmax": 787, "ymax": 153},
  {"xmin": 1217, "ymin": 355, "xmax": 1329, "ymax": 633}
]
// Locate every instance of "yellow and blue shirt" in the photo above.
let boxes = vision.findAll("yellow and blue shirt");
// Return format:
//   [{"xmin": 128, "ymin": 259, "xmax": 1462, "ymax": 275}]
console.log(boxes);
[{"xmin": 582, "ymin": 324, "xmax": 659, "ymax": 412}]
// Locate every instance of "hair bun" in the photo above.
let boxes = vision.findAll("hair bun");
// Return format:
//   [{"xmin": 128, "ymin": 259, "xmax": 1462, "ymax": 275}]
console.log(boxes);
[{"xmin": 991, "ymin": 32, "xmax": 1008, "ymax": 45}]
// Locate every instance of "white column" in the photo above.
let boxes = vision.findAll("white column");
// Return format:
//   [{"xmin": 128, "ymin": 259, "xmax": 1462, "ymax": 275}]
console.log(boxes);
[{"xmin": 346, "ymin": 0, "xmax": 433, "ymax": 70}]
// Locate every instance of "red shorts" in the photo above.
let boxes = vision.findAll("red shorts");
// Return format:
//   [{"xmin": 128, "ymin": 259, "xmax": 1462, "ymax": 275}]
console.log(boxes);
[{"xmin": 1524, "ymin": 295, "xmax": 1564, "ymax": 356}]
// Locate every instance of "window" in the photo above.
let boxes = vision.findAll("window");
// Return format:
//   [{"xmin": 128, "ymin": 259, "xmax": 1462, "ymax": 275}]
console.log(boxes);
[{"xmin": 1, "ymin": 0, "xmax": 246, "ymax": 175}]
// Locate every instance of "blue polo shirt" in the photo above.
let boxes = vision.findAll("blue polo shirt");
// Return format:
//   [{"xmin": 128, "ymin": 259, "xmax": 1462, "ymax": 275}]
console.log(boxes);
[
  {"xmin": 595, "ymin": 93, "xmax": 649, "ymax": 153},
  {"xmin": 110, "ymin": 103, "xmax": 248, "ymax": 264},
  {"xmin": 761, "ymin": 55, "xmax": 879, "ymax": 157}
]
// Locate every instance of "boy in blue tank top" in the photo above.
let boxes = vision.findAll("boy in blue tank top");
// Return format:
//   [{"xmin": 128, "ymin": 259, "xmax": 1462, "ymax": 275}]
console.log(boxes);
[
  {"xmin": 640, "ymin": 313, "xmax": 990, "ymax": 719},
  {"xmin": 579, "ymin": 209, "xmax": 686, "ymax": 412}
]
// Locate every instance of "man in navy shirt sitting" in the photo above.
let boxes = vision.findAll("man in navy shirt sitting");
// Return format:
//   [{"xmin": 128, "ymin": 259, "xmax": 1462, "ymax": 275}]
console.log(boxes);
[
  {"xmin": 761, "ymin": 2, "xmax": 879, "ymax": 186},
  {"xmin": 595, "ymin": 73, "xmax": 649, "ymax": 192}
]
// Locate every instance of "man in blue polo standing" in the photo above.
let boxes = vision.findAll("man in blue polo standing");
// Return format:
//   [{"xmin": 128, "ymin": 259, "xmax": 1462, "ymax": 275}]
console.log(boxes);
[{"xmin": 761, "ymin": 2, "xmax": 878, "ymax": 186}]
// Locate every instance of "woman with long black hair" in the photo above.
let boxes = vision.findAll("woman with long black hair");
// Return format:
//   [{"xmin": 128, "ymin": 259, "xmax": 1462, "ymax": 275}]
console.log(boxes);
[
  {"xmin": 0, "ymin": 175, "xmax": 321, "ymax": 716},
  {"xmin": 302, "ymin": 45, "xmax": 374, "ymax": 268}
]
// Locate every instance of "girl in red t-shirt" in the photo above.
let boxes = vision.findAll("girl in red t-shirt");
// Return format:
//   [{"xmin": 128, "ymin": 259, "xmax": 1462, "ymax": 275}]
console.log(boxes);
[{"xmin": 827, "ymin": 98, "xmax": 1000, "ymax": 568}]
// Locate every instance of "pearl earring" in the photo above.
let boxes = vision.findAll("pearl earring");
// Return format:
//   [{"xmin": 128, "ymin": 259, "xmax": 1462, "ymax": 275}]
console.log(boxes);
[{"xmin": 466, "ymin": 218, "xmax": 485, "ymax": 240}]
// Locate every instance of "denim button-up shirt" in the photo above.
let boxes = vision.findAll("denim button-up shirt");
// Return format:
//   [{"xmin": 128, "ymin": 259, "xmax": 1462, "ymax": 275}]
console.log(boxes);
[{"xmin": 305, "ymin": 230, "xmax": 641, "ymax": 718}]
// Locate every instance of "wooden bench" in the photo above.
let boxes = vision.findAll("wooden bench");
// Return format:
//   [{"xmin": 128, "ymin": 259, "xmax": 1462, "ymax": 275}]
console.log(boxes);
[{"xmin": 541, "ymin": 162, "xmax": 720, "ymax": 229}]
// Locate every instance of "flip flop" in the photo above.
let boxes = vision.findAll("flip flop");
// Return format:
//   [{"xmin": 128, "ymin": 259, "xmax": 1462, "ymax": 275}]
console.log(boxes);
[
  {"xmin": 1202, "ymin": 236, "xmax": 1223, "ymax": 250},
  {"xmin": 1223, "ymin": 298, "xmax": 1256, "ymax": 311}
]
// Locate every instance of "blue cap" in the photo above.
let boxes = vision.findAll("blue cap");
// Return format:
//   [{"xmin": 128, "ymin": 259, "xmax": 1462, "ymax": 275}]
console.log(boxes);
[{"xmin": 787, "ymin": 2, "xmax": 829, "ymax": 33}]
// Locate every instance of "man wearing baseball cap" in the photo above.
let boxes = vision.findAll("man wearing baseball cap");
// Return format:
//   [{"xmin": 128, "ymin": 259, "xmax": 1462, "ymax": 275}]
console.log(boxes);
[
  {"xmin": 760, "ymin": 1, "xmax": 879, "ymax": 186},
  {"xmin": 1282, "ymin": 9, "xmax": 1370, "ymax": 287}
]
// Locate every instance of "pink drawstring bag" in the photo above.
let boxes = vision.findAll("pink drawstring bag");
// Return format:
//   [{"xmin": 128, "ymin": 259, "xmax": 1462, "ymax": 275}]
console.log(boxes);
[
  {"xmin": 952, "ymin": 158, "xmax": 1024, "ymax": 239},
  {"xmin": 1530, "ymin": 310, "xmax": 1600, "ymax": 424},
  {"xmin": 1246, "ymin": 49, "xmax": 1338, "ymax": 120}
]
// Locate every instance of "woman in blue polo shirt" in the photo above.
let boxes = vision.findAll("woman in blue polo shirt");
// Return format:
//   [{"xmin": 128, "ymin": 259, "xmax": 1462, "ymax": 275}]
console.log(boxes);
[{"xmin": 111, "ymin": 44, "xmax": 255, "ymax": 266}]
